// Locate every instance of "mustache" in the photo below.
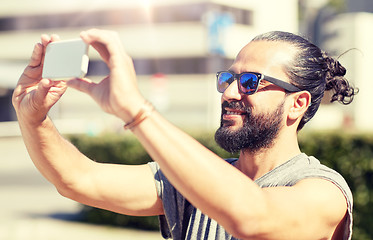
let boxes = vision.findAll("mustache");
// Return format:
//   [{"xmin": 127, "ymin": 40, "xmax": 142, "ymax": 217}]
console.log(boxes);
[{"xmin": 221, "ymin": 101, "xmax": 251, "ymax": 114}]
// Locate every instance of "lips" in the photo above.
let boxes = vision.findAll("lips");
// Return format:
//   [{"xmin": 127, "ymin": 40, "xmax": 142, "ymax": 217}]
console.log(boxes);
[
  {"xmin": 221, "ymin": 101, "xmax": 248, "ymax": 123},
  {"xmin": 224, "ymin": 108, "xmax": 246, "ymax": 115},
  {"xmin": 222, "ymin": 108, "xmax": 246, "ymax": 124}
]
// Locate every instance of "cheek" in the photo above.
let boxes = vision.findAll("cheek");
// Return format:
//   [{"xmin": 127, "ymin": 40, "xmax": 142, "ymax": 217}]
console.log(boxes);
[{"xmin": 247, "ymin": 93, "xmax": 287, "ymax": 115}]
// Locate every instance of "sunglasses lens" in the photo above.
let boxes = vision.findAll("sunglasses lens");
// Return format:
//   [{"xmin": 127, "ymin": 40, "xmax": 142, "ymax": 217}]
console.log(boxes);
[
  {"xmin": 239, "ymin": 73, "xmax": 259, "ymax": 94},
  {"xmin": 217, "ymin": 72, "xmax": 233, "ymax": 93}
]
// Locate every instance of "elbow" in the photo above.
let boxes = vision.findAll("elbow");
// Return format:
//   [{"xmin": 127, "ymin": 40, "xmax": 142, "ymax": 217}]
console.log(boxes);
[
  {"xmin": 229, "ymin": 221, "xmax": 272, "ymax": 240},
  {"xmin": 228, "ymin": 220, "xmax": 261, "ymax": 240},
  {"xmin": 56, "ymin": 183, "xmax": 90, "ymax": 206},
  {"xmin": 54, "ymin": 173, "xmax": 96, "ymax": 205},
  {"xmin": 54, "ymin": 177, "xmax": 85, "ymax": 201},
  {"xmin": 55, "ymin": 182, "xmax": 77, "ymax": 199},
  {"xmin": 224, "ymin": 207, "xmax": 271, "ymax": 239},
  {"xmin": 53, "ymin": 167, "xmax": 93, "ymax": 201}
]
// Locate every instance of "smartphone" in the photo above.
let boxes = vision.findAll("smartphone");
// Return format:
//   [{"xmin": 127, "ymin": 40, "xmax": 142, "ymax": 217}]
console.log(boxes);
[{"xmin": 42, "ymin": 38, "xmax": 89, "ymax": 80}]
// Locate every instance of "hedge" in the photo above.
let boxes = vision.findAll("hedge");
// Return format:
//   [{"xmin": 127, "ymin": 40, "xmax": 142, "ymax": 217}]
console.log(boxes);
[
  {"xmin": 298, "ymin": 131, "xmax": 373, "ymax": 240},
  {"xmin": 69, "ymin": 131, "xmax": 373, "ymax": 239}
]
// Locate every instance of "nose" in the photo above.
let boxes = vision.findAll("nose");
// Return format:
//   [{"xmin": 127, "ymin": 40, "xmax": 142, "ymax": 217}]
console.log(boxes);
[{"xmin": 222, "ymin": 80, "xmax": 242, "ymax": 102}]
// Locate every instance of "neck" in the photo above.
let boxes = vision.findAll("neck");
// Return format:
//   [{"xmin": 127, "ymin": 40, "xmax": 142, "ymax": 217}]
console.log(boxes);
[{"xmin": 235, "ymin": 130, "xmax": 301, "ymax": 180}]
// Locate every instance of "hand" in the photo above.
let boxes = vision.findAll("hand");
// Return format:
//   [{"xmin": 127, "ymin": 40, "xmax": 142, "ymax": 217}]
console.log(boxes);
[
  {"xmin": 67, "ymin": 29, "xmax": 144, "ymax": 122},
  {"xmin": 12, "ymin": 35, "xmax": 67, "ymax": 125}
]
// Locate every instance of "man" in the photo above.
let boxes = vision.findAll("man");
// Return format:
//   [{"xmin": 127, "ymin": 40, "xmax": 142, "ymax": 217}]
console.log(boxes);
[{"xmin": 13, "ymin": 29, "xmax": 356, "ymax": 239}]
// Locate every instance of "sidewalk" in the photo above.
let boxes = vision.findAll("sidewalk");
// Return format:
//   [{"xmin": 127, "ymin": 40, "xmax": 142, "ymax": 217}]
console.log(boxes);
[{"xmin": 0, "ymin": 136, "xmax": 163, "ymax": 240}]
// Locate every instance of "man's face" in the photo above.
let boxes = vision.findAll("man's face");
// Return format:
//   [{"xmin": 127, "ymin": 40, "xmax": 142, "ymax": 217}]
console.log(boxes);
[
  {"xmin": 214, "ymin": 41, "xmax": 295, "ymax": 153},
  {"xmin": 215, "ymin": 99, "xmax": 285, "ymax": 153}
]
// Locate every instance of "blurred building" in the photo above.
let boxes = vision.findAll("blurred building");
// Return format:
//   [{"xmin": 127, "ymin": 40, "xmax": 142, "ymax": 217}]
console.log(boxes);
[
  {"xmin": 299, "ymin": 0, "xmax": 373, "ymax": 132},
  {"xmin": 346, "ymin": 0, "xmax": 373, "ymax": 12},
  {"xmin": 318, "ymin": 12, "xmax": 373, "ymax": 132},
  {"xmin": 0, "ymin": 0, "xmax": 298, "ymax": 136}
]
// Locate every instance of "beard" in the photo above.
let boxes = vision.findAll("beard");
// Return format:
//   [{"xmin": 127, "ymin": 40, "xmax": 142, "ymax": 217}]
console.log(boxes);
[{"xmin": 214, "ymin": 100, "xmax": 284, "ymax": 154}]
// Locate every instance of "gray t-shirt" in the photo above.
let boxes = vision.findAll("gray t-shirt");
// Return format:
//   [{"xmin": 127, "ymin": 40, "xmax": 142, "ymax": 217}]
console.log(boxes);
[{"xmin": 148, "ymin": 153, "xmax": 353, "ymax": 240}]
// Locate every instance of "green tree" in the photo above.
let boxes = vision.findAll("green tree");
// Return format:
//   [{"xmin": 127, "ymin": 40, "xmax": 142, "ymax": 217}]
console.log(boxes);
[{"xmin": 327, "ymin": 0, "xmax": 347, "ymax": 12}]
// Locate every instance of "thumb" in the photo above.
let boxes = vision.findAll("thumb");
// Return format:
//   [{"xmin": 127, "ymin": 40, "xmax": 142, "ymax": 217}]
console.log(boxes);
[{"xmin": 67, "ymin": 78, "xmax": 96, "ymax": 95}]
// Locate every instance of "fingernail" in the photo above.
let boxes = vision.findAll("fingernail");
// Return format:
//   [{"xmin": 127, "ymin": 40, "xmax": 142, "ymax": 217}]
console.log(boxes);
[{"xmin": 80, "ymin": 31, "xmax": 87, "ymax": 37}]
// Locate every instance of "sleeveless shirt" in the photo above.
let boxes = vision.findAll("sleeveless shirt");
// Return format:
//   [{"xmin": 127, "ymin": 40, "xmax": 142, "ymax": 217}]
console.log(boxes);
[{"xmin": 147, "ymin": 153, "xmax": 353, "ymax": 240}]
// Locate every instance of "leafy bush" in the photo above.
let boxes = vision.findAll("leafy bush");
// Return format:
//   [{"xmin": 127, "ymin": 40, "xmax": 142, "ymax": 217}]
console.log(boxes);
[
  {"xmin": 69, "ymin": 131, "xmax": 373, "ymax": 239},
  {"xmin": 298, "ymin": 131, "xmax": 373, "ymax": 240},
  {"xmin": 69, "ymin": 134, "xmax": 159, "ymax": 230}
]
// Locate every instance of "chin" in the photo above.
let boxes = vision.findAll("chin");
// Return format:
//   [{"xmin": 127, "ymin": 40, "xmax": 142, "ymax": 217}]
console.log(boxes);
[
  {"xmin": 221, "ymin": 118, "xmax": 244, "ymax": 129},
  {"xmin": 225, "ymin": 125, "xmax": 243, "ymax": 133}
]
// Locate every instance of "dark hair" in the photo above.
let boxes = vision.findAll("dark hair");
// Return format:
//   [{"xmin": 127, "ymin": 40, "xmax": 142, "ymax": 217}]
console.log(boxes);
[{"xmin": 252, "ymin": 31, "xmax": 358, "ymax": 130}]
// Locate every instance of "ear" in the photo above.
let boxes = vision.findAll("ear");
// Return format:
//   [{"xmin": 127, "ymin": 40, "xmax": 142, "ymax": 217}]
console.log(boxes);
[{"xmin": 288, "ymin": 91, "xmax": 311, "ymax": 121}]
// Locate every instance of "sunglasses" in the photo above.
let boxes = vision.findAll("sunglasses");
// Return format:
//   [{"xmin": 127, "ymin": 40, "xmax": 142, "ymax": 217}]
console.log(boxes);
[{"xmin": 216, "ymin": 71, "xmax": 301, "ymax": 95}]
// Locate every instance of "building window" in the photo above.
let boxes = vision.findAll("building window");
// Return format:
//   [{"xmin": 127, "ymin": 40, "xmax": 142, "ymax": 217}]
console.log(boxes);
[
  {"xmin": 88, "ymin": 57, "xmax": 233, "ymax": 76},
  {"xmin": 0, "ymin": 3, "xmax": 253, "ymax": 32}
]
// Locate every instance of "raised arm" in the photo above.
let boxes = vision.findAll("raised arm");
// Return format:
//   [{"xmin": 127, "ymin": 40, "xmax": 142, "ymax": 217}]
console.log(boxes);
[
  {"xmin": 12, "ymin": 34, "xmax": 163, "ymax": 217},
  {"xmin": 67, "ymin": 29, "xmax": 348, "ymax": 239}
]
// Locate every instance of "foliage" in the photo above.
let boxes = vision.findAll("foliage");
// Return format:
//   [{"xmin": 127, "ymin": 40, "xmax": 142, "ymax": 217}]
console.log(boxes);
[
  {"xmin": 79, "ymin": 204, "xmax": 159, "ymax": 230},
  {"xmin": 327, "ymin": 0, "xmax": 347, "ymax": 12},
  {"xmin": 69, "ymin": 131, "xmax": 373, "ymax": 239},
  {"xmin": 298, "ymin": 131, "xmax": 373, "ymax": 240},
  {"xmin": 69, "ymin": 134, "xmax": 159, "ymax": 230}
]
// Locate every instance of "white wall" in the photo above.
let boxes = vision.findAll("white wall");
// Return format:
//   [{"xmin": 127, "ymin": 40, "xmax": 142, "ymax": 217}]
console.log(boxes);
[{"xmin": 307, "ymin": 12, "xmax": 373, "ymax": 132}]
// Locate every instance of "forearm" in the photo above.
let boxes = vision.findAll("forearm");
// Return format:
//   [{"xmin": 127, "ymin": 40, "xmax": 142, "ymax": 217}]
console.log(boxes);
[
  {"xmin": 17, "ymin": 115, "xmax": 93, "ymax": 192},
  {"xmin": 131, "ymin": 111, "xmax": 266, "ymax": 232}
]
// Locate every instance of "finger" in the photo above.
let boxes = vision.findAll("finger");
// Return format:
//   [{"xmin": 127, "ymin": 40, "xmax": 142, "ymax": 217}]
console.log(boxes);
[
  {"xmin": 28, "ymin": 43, "xmax": 43, "ymax": 68},
  {"xmin": 41, "ymin": 33, "xmax": 60, "ymax": 47},
  {"xmin": 32, "ymin": 80, "xmax": 67, "ymax": 113},
  {"xmin": 80, "ymin": 29, "xmax": 118, "ymax": 48},
  {"xmin": 41, "ymin": 34, "xmax": 51, "ymax": 47},
  {"xmin": 34, "ymin": 78, "xmax": 53, "ymax": 104},
  {"xmin": 80, "ymin": 29, "xmax": 127, "ymax": 67},
  {"xmin": 40, "ymin": 34, "xmax": 60, "ymax": 65},
  {"xmin": 80, "ymin": 30, "xmax": 111, "ymax": 64},
  {"xmin": 67, "ymin": 78, "xmax": 96, "ymax": 95},
  {"xmin": 19, "ymin": 43, "xmax": 44, "ymax": 84},
  {"xmin": 50, "ymin": 34, "xmax": 60, "ymax": 42}
]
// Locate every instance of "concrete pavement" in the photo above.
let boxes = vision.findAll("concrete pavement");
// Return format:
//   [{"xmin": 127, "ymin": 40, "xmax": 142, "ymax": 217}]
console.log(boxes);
[{"xmin": 0, "ymin": 136, "xmax": 163, "ymax": 240}]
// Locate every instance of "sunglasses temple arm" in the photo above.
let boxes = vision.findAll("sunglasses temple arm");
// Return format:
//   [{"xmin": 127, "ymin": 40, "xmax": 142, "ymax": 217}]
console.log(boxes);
[{"xmin": 264, "ymin": 75, "xmax": 301, "ymax": 92}]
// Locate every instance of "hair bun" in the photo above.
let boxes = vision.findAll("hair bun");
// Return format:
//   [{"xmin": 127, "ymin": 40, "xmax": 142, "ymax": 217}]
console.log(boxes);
[
  {"xmin": 322, "ymin": 52, "xmax": 357, "ymax": 104},
  {"xmin": 322, "ymin": 52, "xmax": 347, "ymax": 79}
]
